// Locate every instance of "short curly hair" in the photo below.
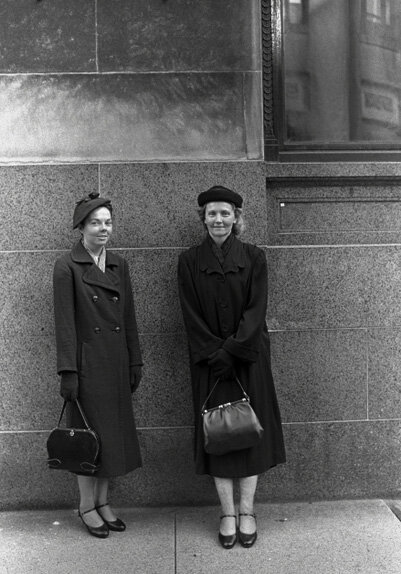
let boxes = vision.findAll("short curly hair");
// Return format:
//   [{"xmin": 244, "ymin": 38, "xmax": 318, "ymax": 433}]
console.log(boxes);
[{"xmin": 197, "ymin": 203, "xmax": 245, "ymax": 236}]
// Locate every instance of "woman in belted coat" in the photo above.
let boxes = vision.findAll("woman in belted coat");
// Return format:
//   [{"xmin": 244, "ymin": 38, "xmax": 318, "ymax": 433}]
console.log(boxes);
[
  {"xmin": 53, "ymin": 192, "xmax": 143, "ymax": 538},
  {"xmin": 178, "ymin": 186, "xmax": 285, "ymax": 549}
]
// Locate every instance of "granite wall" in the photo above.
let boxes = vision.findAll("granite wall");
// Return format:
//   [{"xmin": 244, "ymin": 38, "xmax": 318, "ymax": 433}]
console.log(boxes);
[{"xmin": 2, "ymin": 0, "xmax": 401, "ymax": 512}]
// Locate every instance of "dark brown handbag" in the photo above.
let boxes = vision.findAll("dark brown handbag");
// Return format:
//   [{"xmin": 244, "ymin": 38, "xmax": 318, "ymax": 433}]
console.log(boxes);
[
  {"xmin": 201, "ymin": 377, "xmax": 264, "ymax": 456},
  {"xmin": 46, "ymin": 400, "xmax": 100, "ymax": 474}
]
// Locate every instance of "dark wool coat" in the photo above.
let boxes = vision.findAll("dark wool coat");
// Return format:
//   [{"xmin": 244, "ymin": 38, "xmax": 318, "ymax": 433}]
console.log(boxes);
[
  {"xmin": 53, "ymin": 241, "xmax": 142, "ymax": 478},
  {"xmin": 178, "ymin": 235, "xmax": 286, "ymax": 478}
]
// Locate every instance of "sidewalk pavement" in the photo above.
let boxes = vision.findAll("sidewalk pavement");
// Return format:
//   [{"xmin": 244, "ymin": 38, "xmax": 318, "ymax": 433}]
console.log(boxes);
[{"xmin": 1, "ymin": 499, "xmax": 401, "ymax": 574}]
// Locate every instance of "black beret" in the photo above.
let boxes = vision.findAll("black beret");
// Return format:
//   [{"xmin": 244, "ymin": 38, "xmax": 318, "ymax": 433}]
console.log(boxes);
[
  {"xmin": 73, "ymin": 192, "xmax": 113, "ymax": 229},
  {"xmin": 197, "ymin": 185, "xmax": 243, "ymax": 208}
]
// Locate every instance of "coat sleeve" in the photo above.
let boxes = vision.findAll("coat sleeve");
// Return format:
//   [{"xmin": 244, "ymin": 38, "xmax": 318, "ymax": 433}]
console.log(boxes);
[
  {"xmin": 123, "ymin": 259, "xmax": 143, "ymax": 367},
  {"xmin": 53, "ymin": 257, "xmax": 78, "ymax": 374},
  {"xmin": 177, "ymin": 252, "xmax": 223, "ymax": 364},
  {"xmin": 222, "ymin": 249, "xmax": 268, "ymax": 363}
]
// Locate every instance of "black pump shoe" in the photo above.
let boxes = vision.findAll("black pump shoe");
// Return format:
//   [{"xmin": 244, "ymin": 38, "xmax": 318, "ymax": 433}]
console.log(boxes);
[
  {"xmin": 218, "ymin": 514, "xmax": 237, "ymax": 549},
  {"xmin": 96, "ymin": 503, "xmax": 126, "ymax": 532},
  {"xmin": 78, "ymin": 508, "xmax": 109, "ymax": 538},
  {"xmin": 238, "ymin": 513, "xmax": 257, "ymax": 548}
]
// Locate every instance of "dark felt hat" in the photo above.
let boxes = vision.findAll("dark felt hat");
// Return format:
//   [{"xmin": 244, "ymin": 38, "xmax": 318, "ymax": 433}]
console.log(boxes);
[
  {"xmin": 197, "ymin": 185, "xmax": 243, "ymax": 208},
  {"xmin": 73, "ymin": 192, "xmax": 113, "ymax": 229}
]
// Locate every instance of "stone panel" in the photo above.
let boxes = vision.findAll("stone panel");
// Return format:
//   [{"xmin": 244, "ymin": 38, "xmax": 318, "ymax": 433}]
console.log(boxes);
[
  {"xmin": 0, "ymin": 0, "xmax": 96, "ymax": 73},
  {"xmin": 97, "ymin": 0, "xmax": 261, "ymax": 72},
  {"xmin": 100, "ymin": 162, "xmax": 267, "ymax": 248},
  {"xmin": 134, "ymin": 334, "xmax": 193, "ymax": 428},
  {"xmin": 266, "ymin": 245, "xmax": 401, "ymax": 330},
  {"xmin": 0, "ymin": 334, "xmax": 57, "ymax": 432},
  {"xmin": 0, "ymin": 73, "xmax": 258, "ymax": 162},
  {"xmin": 0, "ymin": 165, "xmax": 98, "ymax": 251},
  {"xmin": 270, "ymin": 329, "xmax": 368, "ymax": 423},
  {"xmin": 0, "ymin": 428, "xmax": 214, "ymax": 510},
  {"xmin": 368, "ymin": 328, "xmax": 401, "ymax": 419},
  {"xmin": 123, "ymin": 249, "xmax": 183, "ymax": 334},
  {"xmin": 3, "ymin": 421, "xmax": 401, "ymax": 509},
  {"xmin": 261, "ymin": 420, "xmax": 401, "ymax": 501},
  {"xmin": 265, "ymin": 174, "xmax": 401, "ymax": 246},
  {"xmin": 0, "ymin": 252, "xmax": 57, "ymax": 340}
]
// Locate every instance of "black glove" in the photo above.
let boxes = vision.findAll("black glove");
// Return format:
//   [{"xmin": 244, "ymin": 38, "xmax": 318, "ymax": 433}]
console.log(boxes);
[
  {"xmin": 130, "ymin": 366, "xmax": 142, "ymax": 394},
  {"xmin": 60, "ymin": 371, "xmax": 79, "ymax": 401},
  {"xmin": 207, "ymin": 349, "xmax": 235, "ymax": 378}
]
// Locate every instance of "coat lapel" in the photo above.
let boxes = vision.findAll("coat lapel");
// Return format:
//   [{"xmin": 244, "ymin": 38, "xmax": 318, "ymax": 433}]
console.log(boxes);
[
  {"xmin": 199, "ymin": 236, "xmax": 245, "ymax": 275},
  {"xmin": 71, "ymin": 241, "xmax": 121, "ymax": 294}
]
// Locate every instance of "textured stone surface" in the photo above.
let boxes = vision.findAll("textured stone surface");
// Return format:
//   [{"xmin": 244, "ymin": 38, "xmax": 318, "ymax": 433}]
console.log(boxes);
[
  {"xmin": 134, "ymin": 333, "xmax": 193, "ymax": 428},
  {"xmin": 0, "ymin": 73, "xmax": 261, "ymax": 162},
  {"xmin": 0, "ymin": 428, "xmax": 214, "ymax": 510},
  {"xmin": 1, "ymin": 507, "xmax": 175, "ymax": 574},
  {"xmin": 0, "ymin": 165, "xmax": 98, "ymax": 251},
  {"xmin": 264, "ymin": 420, "xmax": 401, "ymax": 501},
  {"xmin": 368, "ymin": 328, "xmax": 401, "ymax": 420},
  {"xmin": 0, "ymin": 0, "xmax": 96, "ymax": 73},
  {"xmin": 2, "ymin": 501, "xmax": 401, "ymax": 574},
  {"xmin": 4, "ymin": 420, "xmax": 401, "ymax": 509},
  {"xmin": 270, "ymin": 329, "xmax": 368, "ymax": 423},
  {"xmin": 266, "ymin": 245, "xmax": 401, "ymax": 330},
  {"xmin": 100, "ymin": 162, "xmax": 267, "ymax": 247},
  {"xmin": 176, "ymin": 501, "xmax": 401, "ymax": 574},
  {"xmin": 98, "ymin": 0, "xmax": 261, "ymax": 72}
]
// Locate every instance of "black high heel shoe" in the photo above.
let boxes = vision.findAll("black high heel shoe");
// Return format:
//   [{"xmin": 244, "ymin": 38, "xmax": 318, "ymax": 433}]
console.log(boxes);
[
  {"xmin": 218, "ymin": 514, "xmax": 237, "ymax": 549},
  {"xmin": 78, "ymin": 508, "xmax": 109, "ymax": 538},
  {"xmin": 238, "ymin": 513, "xmax": 257, "ymax": 548},
  {"xmin": 96, "ymin": 503, "xmax": 126, "ymax": 532}
]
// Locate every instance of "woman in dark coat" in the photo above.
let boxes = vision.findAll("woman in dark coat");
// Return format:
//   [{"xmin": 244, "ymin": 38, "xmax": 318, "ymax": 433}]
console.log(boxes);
[
  {"xmin": 53, "ymin": 192, "xmax": 143, "ymax": 538},
  {"xmin": 178, "ymin": 186, "xmax": 285, "ymax": 549}
]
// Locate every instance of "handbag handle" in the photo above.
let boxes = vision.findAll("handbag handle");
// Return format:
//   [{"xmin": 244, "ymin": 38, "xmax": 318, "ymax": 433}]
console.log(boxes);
[
  {"xmin": 57, "ymin": 399, "xmax": 93, "ymax": 430},
  {"xmin": 201, "ymin": 377, "xmax": 250, "ymax": 414}
]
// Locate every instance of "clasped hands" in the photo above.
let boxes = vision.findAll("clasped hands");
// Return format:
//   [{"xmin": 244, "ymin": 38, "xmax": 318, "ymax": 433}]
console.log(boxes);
[{"xmin": 207, "ymin": 348, "xmax": 235, "ymax": 378}]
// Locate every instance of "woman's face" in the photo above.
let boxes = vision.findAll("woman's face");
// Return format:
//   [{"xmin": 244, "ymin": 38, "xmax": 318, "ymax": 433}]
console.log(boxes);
[
  {"xmin": 81, "ymin": 206, "xmax": 113, "ymax": 252},
  {"xmin": 204, "ymin": 201, "xmax": 236, "ymax": 244}
]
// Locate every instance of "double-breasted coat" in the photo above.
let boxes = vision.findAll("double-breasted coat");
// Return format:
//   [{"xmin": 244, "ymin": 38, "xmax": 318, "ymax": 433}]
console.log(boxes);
[
  {"xmin": 178, "ymin": 235, "xmax": 286, "ymax": 478},
  {"xmin": 53, "ymin": 240, "xmax": 142, "ymax": 478}
]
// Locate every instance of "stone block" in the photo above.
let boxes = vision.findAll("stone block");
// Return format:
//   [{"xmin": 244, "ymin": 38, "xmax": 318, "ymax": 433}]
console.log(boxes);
[
  {"xmin": 133, "ymin": 333, "xmax": 193, "ymax": 428},
  {"xmin": 0, "ymin": 73, "xmax": 261, "ymax": 162},
  {"xmin": 270, "ymin": 329, "xmax": 368, "ymax": 423},
  {"xmin": 368, "ymin": 328, "xmax": 401, "ymax": 419},
  {"xmin": 0, "ymin": 0, "xmax": 96, "ymax": 73},
  {"xmin": 0, "ymin": 428, "xmax": 215, "ymax": 509},
  {"xmin": 122, "ymin": 249, "xmax": 183, "ymax": 334},
  {"xmin": 262, "ymin": 420, "xmax": 401, "ymax": 501},
  {"xmin": 265, "ymin": 172, "xmax": 401, "ymax": 246},
  {"xmin": 0, "ymin": 165, "xmax": 98, "ymax": 251},
  {"xmin": 100, "ymin": 162, "xmax": 267, "ymax": 247},
  {"xmin": 266, "ymin": 245, "xmax": 401, "ymax": 330},
  {"xmin": 0, "ymin": 334, "xmax": 57, "ymax": 431},
  {"xmin": 97, "ymin": 0, "xmax": 261, "ymax": 72}
]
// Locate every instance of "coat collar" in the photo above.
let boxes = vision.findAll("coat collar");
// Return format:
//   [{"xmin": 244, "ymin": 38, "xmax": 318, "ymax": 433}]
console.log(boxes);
[
  {"xmin": 71, "ymin": 240, "xmax": 120, "ymax": 293},
  {"xmin": 199, "ymin": 235, "xmax": 246, "ymax": 275}
]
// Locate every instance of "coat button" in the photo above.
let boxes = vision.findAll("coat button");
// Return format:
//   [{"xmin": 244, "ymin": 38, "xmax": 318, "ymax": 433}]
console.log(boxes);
[
  {"xmin": 94, "ymin": 327, "xmax": 101, "ymax": 334},
  {"xmin": 111, "ymin": 296, "xmax": 119, "ymax": 303},
  {"xmin": 114, "ymin": 326, "xmax": 121, "ymax": 333},
  {"xmin": 92, "ymin": 296, "xmax": 99, "ymax": 302}
]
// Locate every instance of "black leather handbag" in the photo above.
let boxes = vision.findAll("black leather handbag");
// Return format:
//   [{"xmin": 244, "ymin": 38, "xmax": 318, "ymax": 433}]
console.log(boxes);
[
  {"xmin": 201, "ymin": 377, "xmax": 264, "ymax": 456},
  {"xmin": 46, "ymin": 400, "xmax": 100, "ymax": 474}
]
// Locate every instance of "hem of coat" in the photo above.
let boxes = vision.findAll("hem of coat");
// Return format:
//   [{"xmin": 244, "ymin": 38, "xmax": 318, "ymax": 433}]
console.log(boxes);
[
  {"xmin": 71, "ymin": 462, "xmax": 142, "ymax": 479},
  {"xmin": 194, "ymin": 458, "xmax": 286, "ymax": 479}
]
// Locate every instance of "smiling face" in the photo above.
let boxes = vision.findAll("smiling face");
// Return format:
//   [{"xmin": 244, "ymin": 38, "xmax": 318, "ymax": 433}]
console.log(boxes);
[
  {"xmin": 204, "ymin": 201, "xmax": 237, "ymax": 245},
  {"xmin": 80, "ymin": 206, "xmax": 113, "ymax": 254}
]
